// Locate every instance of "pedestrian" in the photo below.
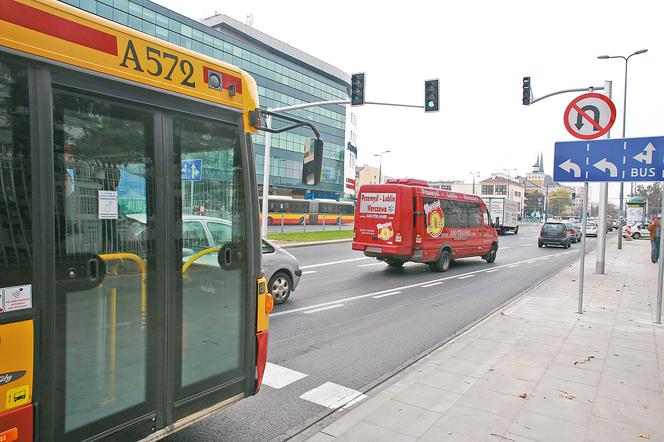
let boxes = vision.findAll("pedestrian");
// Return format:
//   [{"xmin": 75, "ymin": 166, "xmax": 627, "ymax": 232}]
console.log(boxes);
[{"xmin": 648, "ymin": 216, "xmax": 660, "ymax": 263}]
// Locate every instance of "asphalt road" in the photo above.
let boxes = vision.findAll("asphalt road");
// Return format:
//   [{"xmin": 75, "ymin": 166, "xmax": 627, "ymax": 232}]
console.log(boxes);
[{"xmin": 169, "ymin": 226, "xmax": 603, "ymax": 442}]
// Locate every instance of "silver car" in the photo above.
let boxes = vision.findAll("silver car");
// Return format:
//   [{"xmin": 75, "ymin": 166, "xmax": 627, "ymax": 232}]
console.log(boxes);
[{"xmin": 130, "ymin": 214, "xmax": 302, "ymax": 304}]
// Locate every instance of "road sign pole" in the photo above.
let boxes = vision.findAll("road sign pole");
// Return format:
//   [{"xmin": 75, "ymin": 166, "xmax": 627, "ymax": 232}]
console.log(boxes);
[
  {"xmin": 657, "ymin": 190, "xmax": 664, "ymax": 324},
  {"xmin": 578, "ymin": 182, "xmax": 589, "ymax": 314},
  {"xmin": 261, "ymin": 115, "xmax": 272, "ymax": 238},
  {"xmin": 596, "ymin": 81, "xmax": 612, "ymax": 275}
]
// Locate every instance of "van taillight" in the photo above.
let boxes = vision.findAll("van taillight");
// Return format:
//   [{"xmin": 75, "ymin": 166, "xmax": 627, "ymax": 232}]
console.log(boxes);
[{"xmin": 416, "ymin": 234, "xmax": 422, "ymax": 243}]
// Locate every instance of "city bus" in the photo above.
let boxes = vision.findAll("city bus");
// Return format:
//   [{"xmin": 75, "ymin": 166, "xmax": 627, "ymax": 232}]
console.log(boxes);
[
  {"xmin": 262, "ymin": 196, "xmax": 355, "ymax": 226},
  {"xmin": 0, "ymin": 1, "xmax": 275, "ymax": 440}
]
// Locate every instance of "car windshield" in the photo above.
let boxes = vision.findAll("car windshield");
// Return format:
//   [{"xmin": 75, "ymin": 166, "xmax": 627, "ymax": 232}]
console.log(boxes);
[{"xmin": 543, "ymin": 223, "xmax": 563, "ymax": 233}]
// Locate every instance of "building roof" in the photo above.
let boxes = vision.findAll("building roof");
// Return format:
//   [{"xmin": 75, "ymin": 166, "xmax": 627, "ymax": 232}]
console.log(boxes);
[{"xmin": 202, "ymin": 14, "xmax": 351, "ymax": 86}]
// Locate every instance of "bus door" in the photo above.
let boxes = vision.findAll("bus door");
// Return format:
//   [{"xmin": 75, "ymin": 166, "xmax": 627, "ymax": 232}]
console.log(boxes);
[{"xmin": 47, "ymin": 79, "xmax": 253, "ymax": 439}]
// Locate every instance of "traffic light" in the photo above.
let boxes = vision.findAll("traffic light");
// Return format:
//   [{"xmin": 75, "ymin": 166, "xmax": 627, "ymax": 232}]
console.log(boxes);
[
  {"xmin": 572, "ymin": 192, "xmax": 577, "ymax": 199},
  {"xmin": 351, "ymin": 73, "xmax": 365, "ymax": 106},
  {"xmin": 522, "ymin": 76, "xmax": 531, "ymax": 105},
  {"xmin": 424, "ymin": 79, "xmax": 439, "ymax": 112}
]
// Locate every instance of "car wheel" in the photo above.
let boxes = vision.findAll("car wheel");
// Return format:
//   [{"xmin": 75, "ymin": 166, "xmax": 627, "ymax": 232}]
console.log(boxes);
[
  {"xmin": 430, "ymin": 250, "xmax": 452, "ymax": 272},
  {"xmin": 514, "ymin": 226, "xmax": 519, "ymax": 235},
  {"xmin": 269, "ymin": 271, "xmax": 292, "ymax": 304},
  {"xmin": 633, "ymin": 232, "xmax": 641, "ymax": 240},
  {"xmin": 484, "ymin": 245, "xmax": 497, "ymax": 263},
  {"xmin": 538, "ymin": 240, "xmax": 543, "ymax": 248}
]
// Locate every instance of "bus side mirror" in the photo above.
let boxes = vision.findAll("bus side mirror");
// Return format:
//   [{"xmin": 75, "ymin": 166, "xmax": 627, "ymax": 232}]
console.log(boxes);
[{"xmin": 302, "ymin": 138, "xmax": 323, "ymax": 186}]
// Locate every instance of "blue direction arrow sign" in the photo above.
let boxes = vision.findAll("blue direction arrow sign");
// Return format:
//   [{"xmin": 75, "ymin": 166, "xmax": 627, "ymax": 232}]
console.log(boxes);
[
  {"xmin": 554, "ymin": 136, "xmax": 664, "ymax": 182},
  {"xmin": 181, "ymin": 159, "xmax": 203, "ymax": 182}
]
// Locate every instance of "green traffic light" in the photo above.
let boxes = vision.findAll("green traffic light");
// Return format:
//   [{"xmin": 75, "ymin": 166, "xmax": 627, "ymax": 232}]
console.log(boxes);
[{"xmin": 427, "ymin": 100, "xmax": 434, "ymax": 108}]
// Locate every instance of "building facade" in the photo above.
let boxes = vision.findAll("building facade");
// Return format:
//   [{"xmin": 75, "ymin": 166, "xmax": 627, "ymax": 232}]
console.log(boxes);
[
  {"xmin": 355, "ymin": 165, "xmax": 380, "ymax": 188},
  {"xmin": 429, "ymin": 180, "xmax": 476, "ymax": 195},
  {"xmin": 480, "ymin": 174, "xmax": 526, "ymax": 216},
  {"xmin": 59, "ymin": 0, "xmax": 351, "ymax": 198}
]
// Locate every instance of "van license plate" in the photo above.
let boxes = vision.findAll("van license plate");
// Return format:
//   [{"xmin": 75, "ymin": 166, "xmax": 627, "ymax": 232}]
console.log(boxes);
[{"xmin": 366, "ymin": 246, "xmax": 382, "ymax": 253}]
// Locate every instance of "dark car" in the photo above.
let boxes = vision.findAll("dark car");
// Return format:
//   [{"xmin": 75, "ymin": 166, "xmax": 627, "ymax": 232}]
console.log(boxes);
[
  {"xmin": 538, "ymin": 222, "xmax": 571, "ymax": 248},
  {"xmin": 564, "ymin": 223, "xmax": 581, "ymax": 243}
]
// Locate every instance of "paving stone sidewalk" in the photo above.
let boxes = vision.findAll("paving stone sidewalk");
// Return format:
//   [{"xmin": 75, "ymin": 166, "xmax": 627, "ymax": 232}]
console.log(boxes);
[{"xmin": 301, "ymin": 239, "xmax": 664, "ymax": 442}]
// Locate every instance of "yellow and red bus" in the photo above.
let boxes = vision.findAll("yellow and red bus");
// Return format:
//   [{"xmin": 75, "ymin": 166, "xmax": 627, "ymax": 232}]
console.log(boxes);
[
  {"xmin": 261, "ymin": 196, "xmax": 355, "ymax": 225},
  {"xmin": 0, "ymin": 0, "xmax": 274, "ymax": 440}
]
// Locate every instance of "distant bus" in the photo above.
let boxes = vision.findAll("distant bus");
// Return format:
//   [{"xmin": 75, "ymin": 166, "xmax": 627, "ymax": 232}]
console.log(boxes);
[{"xmin": 262, "ymin": 196, "xmax": 354, "ymax": 225}]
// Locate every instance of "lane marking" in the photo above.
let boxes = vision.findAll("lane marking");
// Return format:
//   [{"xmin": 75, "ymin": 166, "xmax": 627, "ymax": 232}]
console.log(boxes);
[
  {"xmin": 372, "ymin": 291, "xmax": 401, "ymax": 299},
  {"xmin": 508, "ymin": 264, "xmax": 519, "ymax": 268},
  {"xmin": 303, "ymin": 304, "xmax": 344, "ymax": 314},
  {"xmin": 301, "ymin": 270, "xmax": 318, "ymax": 275},
  {"xmin": 262, "ymin": 363, "xmax": 307, "ymax": 389},
  {"xmin": 358, "ymin": 262, "xmax": 385, "ymax": 267},
  {"xmin": 519, "ymin": 244, "xmax": 531, "ymax": 247},
  {"xmin": 272, "ymin": 250, "xmax": 577, "ymax": 317},
  {"xmin": 421, "ymin": 282, "xmax": 443, "ymax": 288},
  {"xmin": 500, "ymin": 246, "xmax": 512, "ymax": 250},
  {"xmin": 458, "ymin": 275, "xmax": 475, "ymax": 280},
  {"xmin": 486, "ymin": 269, "xmax": 500, "ymax": 273},
  {"xmin": 300, "ymin": 382, "xmax": 367, "ymax": 409},
  {"xmin": 301, "ymin": 257, "xmax": 371, "ymax": 270}
]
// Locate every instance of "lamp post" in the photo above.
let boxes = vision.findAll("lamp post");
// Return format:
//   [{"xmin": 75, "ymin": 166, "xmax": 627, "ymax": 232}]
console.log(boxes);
[
  {"xmin": 598, "ymin": 49, "xmax": 648, "ymax": 250},
  {"xmin": 502, "ymin": 168, "xmax": 517, "ymax": 201},
  {"xmin": 374, "ymin": 150, "xmax": 391, "ymax": 183},
  {"xmin": 470, "ymin": 171, "xmax": 480, "ymax": 195}
]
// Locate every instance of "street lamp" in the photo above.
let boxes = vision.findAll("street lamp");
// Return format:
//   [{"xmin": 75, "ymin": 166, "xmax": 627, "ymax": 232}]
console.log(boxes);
[
  {"xmin": 598, "ymin": 49, "xmax": 647, "ymax": 250},
  {"xmin": 374, "ymin": 150, "xmax": 391, "ymax": 183},
  {"xmin": 469, "ymin": 171, "xmax": 480, "ymax": 195}
]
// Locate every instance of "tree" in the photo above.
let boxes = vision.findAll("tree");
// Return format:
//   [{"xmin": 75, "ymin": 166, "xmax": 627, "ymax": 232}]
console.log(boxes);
[
  {"xmin": 635, "ymin": 183, "xmax": 662, "ymax": 216},
  {"xmin": 547, "ymin": 189, "xmax": 574, "ymax": 217},
  {"xmin": 607, "ymin": 202, "xmax": 620, "ymax": 219}
]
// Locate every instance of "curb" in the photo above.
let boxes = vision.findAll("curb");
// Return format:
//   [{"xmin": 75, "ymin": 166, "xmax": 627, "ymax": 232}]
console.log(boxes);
[
  {"xmin": 279, "ymin": 243, "xmax": 595, "ymax": 441},
  {"xmin": 275, "ymin": 238, "xmax": 353, "ymax": 249}
]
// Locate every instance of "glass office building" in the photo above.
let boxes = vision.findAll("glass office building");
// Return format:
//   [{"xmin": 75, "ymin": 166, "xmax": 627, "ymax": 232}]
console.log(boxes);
[{"xmin": 59, "ymin": 0, "xmax": 351, "ymax": 197}]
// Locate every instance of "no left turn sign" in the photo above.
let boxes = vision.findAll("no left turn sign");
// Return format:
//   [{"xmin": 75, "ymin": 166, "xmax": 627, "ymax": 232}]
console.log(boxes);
[{"xmin": 563, "ymin": 93, "xmax": 616, "ymax": 140}]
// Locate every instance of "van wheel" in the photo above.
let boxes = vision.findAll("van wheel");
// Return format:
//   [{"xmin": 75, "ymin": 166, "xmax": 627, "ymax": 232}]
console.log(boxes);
[
  {"xmin": 514, "ymin": 226, "xmax": 519, "ymax": 235},
  {"xmin": 430, "ymin": 250, "xmax": 452, "ymax": 272},
  {"xmin": 483, "ymin": 245, "xmax": 497, "ymax": 263}
]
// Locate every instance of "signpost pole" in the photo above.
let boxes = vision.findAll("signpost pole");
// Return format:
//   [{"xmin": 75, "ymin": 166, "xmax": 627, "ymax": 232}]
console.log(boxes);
[
  {"xmin": 657, "ymin": 191, "xmax": 664, "ymax": 324},
  {"xmin": 596, "ymin": 81, "xmax": 612, "ymax": 275},
  {"xmin": 261, "ymin": 115, "xmax": 272, "ymax": 238},
  {"xmin": 578, "ymin": 182, "xmax": 589, "ymax": 314}
]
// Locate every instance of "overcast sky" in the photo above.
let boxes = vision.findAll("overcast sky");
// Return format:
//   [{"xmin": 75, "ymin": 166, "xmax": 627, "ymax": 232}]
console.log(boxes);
[{"xmin": 153, "ymin": 0, "xmax": 662, "ymax": 203}]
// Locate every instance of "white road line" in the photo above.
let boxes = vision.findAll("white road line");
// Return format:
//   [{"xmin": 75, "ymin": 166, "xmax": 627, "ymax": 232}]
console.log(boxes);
[
  {"xmin": 300, "ymin": 382, "xmax": 367, "ymax": 409},
  {"xmin": 372, "ymin": 291, "xmax": 401, "ymax": 299},
  {"xmin": 358, "ymin": 262, "xmax": 385, "ymax": 267},
  {"xmin": 486, "ymin": 269, "xmax": 500, "ymax": 273},
  {"xmin": 458, "ymin": 275, "xmax": 475, "ymax": 280},
  {"xmin": 303, "ymin": 304, "xmax": 344, "ymax": 314},
  {"xmin": 519, "ymin": 244, "xmax": 531, "ymax": 247},
  {"xmin": 421, "ymin": 282, "xmax": 443, "ymax": 288},
  {"xmin": 271, "ymin": 250, "xmax": 574, "ymax": 317},
  {"xmin": 301, "ymin": 270, "xmax": 318, "ymax": 275},
  {"xmin": 500, "ymin": 246, "xmax": 512, "ymax": 250},
  {"xmin": 508, "ymin": 264, "xmax": 519, "ymax": 268},
  {"xmin": 262, "ymin": 363, "xmax": 307, "ymax": 389},
  {"xmin": 300, "ymin": 257, "xmax": 371, "ymax": 270}
]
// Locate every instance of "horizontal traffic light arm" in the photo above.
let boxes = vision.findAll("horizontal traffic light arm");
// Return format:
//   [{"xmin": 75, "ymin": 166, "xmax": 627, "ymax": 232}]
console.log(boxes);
[{"xmin": 528, "ymin": 85, "xmax": 605, "ymax": 105}]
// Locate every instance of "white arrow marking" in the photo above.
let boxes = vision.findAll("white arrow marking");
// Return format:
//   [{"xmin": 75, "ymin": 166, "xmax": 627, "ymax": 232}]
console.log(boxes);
[
  {"xmin": 633, "ymin": 142, "xmax": 655, "ymax": 165},
  {"xmin": 593, "ymin": 158, "xmax": 618, "ymax": 177},
  {"xmin": 559, "ymin": 159, "xmax": 581, "ymax": 177}
]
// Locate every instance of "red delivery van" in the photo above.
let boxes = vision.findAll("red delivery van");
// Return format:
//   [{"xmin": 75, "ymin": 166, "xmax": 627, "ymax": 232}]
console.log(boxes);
[{"xmin": 353, "ymin": 179, "xmax": 499, "ymax": 271}]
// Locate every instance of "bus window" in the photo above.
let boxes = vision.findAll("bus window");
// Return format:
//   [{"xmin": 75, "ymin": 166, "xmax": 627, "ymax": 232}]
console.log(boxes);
[{"xmin": 0, "ymin": 59, "xmax": 31, "ymax": 289}]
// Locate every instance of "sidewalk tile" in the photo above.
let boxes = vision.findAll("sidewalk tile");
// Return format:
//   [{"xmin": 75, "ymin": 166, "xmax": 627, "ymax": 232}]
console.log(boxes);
[
  {"xmin": 508, "ymin": 410, "xmax": 586, "ymax": 442},
  {"xmin": 593, "ymin": 396, "xmax": 664, "ymax": 435},
  {"xmin": 533, "ymin": 375, "xmax": 597, "ymax": 403},
  {"xmin": 544, "ymin": 363, "xmax": 601, "ymax": 386},
  {"xmin": 552, "ymin": 351, "xmax": 604, "ymax": 372},
  {"xmin": 418, "ymin": 426, "xmax": 483, "ymax": 441},
  {"xmin": 306, "ymin": 432, "xmax": 336, "ymax": 442},
  {"xmin": 586, "ymin": 416, "xmax": 664, "ymax": 442},
  {"xmin": 490, "ymin": 357, "xmax": 547, "ymax": 382},
  {"xmin": 392, "ymin": 382, "xmax": 461, "ymax": 414},
  {"xmin": 455, "ymin": 385, "xmax": 527, "ymax": 419},
  {"xmin": 433, "ymin": 356, "xmax": 494, "ymax": 379},
  {"xmin": 334, "ymin": 421, "xmax": 416, "ymax": 442},
  {"xmin": 596, "ymin": 381, "xmax": 664, "ymax": 412},
  {"xmin": 418, "ymin": 370, "xmax": 479, "ymax": 395},
  {"xmin": 451, "ymin": 345, "xmax": 507, "ymax": 365},
  {"xmin": 601, "ymin": 366, "xmax": 662, "ymax": 392},
  {"xmin": 611, "ymin": 336, "xmax": 657, "ymax": 353},
  {"xmin": 475, "ymin": 371, "xmax": 538, "ymax": 397},
  {"xmin": 522, "ymin": 385, "xmax": 594, "ymax": 425},
  {"xmin": 321, "ymin": 391, "xmax": 394, "ymax": 437},
  {"xmin": 431, "ymin": 405, "xmax": 511, "ymax": 441},
  {"xmin": 364, "ymin": 400, "xmax": 441, "ymax": 437}
]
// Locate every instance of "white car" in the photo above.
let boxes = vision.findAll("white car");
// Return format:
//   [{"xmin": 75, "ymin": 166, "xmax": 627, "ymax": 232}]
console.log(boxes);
[
  {"xmin": 585, "ymin": 222, "xmax": 598, "ymax": 237},
  {"xmin": 622, "ymin": 223, "xmax": 650, "ymax": 240}
]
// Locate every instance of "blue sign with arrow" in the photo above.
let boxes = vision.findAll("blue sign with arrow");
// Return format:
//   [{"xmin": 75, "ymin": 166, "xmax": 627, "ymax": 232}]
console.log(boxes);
[
  {"xmin": 181, "ymin": 159, "xmax": 203, "ymax": 182},
  {"xmin": 553, "ymin": 136, "xmax": 664, "ymax": 182}
]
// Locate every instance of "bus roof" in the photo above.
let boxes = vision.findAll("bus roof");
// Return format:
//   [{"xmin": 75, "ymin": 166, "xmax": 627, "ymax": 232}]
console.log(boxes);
[{"xmin": 0, "ymin": 0, "xmax": 259, "ymax": 132}]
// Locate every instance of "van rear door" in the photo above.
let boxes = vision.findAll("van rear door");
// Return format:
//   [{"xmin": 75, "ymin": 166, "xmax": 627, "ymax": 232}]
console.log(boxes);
[{"xmin": 353, "ymin": 185, "xmax": 412, "ymax": 256}]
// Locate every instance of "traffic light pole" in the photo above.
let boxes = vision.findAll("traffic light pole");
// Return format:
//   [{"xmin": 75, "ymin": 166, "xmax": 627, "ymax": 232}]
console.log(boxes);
[{"xmin": 595, "ymin": 81, "xmax": 612, "ymax": 275}]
